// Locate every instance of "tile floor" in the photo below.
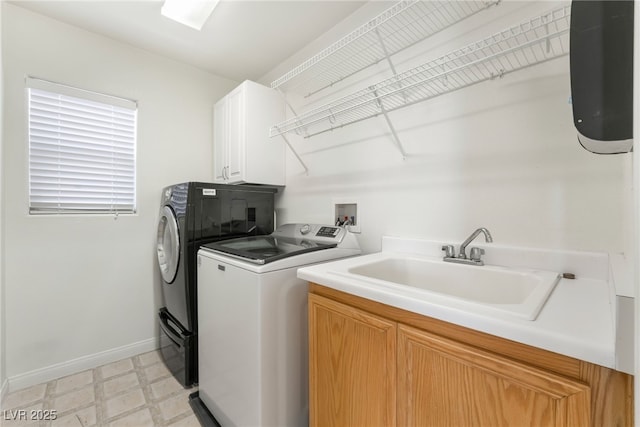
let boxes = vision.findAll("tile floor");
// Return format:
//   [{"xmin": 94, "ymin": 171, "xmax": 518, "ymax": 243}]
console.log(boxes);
[{"xmin": 1, "ymin": 350, "xmax": 199, "ymax": 427}]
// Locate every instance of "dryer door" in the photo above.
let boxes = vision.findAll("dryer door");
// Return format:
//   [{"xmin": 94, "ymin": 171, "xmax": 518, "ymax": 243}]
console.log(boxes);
[{"xmin": 157, "ymin": 205, "xmax": 180, "ymax": 283}]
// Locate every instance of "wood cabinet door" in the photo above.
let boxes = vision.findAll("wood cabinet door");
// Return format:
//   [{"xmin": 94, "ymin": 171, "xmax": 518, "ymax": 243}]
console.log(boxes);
[
  {"xmin": 398, "ymin": 324, "xmax": 591, "ymax": 427},
  {"xmin": 308, "ymin": 294, "xmax": 396, "ymax": 427}
]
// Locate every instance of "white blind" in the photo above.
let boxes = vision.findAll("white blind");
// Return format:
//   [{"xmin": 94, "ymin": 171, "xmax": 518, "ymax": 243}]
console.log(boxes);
[{"xmin": 27, "ymin": 78, "xmax": 137, "ymax": 214}]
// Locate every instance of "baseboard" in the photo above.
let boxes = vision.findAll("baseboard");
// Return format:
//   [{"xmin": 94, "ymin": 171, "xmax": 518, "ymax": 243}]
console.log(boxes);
[
  {"xmin": 7, "ymin": 336, "xmax": 163, "ymax": 393},
  {"xmin": 1, "ymin": 377, "xmax": 9, "ymax": 408}
]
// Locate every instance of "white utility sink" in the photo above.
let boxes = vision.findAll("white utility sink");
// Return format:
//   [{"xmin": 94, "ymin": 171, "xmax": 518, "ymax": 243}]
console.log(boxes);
[{"xmin": 334, "ymin": 256, "xmax": 560, "ymax": 320}]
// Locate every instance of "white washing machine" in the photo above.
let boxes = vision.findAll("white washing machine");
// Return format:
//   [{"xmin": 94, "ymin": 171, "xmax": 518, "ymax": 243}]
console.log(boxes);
[{"xmin": 191, "ymin": 224, "xmax": 361, "ymax": 427}]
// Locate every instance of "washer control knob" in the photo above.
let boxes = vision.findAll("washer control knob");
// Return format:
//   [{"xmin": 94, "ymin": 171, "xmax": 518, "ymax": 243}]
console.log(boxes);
[{"xmin": 300, "ymin": 224, "xmax": 311, "ymax": 235}]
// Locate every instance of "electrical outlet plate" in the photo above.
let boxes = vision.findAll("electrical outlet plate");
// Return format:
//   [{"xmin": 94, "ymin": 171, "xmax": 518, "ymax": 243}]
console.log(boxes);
[{"xmin": 332, "ymin": 199, "xmax": 360, "ymax": 233}]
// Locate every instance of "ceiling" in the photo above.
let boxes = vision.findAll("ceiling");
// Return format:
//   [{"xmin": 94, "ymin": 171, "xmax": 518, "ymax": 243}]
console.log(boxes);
[{"xmin": 10, "ymin": 0, "xmax": 367, "ymax": 82}]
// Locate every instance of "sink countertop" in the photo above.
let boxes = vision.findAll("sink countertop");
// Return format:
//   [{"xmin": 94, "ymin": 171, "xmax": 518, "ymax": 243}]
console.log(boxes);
[{"xmin": 297, "ymin": 237, "xmax": 619, "ymax": 370}]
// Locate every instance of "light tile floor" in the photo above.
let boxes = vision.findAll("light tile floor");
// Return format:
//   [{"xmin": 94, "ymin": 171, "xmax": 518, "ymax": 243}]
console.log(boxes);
[{"xmin": 1, "ymin": 350, "xmax": 199, "ymax": 427}]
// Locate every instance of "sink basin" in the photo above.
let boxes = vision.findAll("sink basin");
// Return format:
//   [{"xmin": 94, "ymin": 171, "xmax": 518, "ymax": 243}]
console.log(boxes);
[{"xmin": 338, "ymin": 257, "xmax": 560, "ymax": 320}]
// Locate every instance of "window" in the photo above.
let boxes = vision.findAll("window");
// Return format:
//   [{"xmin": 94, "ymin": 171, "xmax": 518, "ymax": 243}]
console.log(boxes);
[{"xmin": 27, "ymin": 77, "xmax": 137, "ymax": 214}]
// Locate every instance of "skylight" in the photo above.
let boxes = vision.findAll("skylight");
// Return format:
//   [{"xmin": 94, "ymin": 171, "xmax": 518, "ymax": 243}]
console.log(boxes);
[{"xmin": 161, "ymin": 0, "xmax": 220, "ymax": 31}]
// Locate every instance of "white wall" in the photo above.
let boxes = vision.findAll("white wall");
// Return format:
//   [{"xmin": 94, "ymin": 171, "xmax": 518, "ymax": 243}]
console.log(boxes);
[
  {"xmin": 264, "ymin": 0, "xmax": 632, "ymax": 257},
  {"xmin": 0, "ymin": 0, "xmax": 6, "ymax": 399},
  {"xmin": 2, "ymin": 4, "xmax": 237, "ymax": 384}
]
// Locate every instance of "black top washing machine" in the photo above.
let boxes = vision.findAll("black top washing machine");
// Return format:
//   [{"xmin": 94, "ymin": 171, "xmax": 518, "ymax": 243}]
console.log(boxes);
[{"xmin": 156, "ymin": 182, "xmax": 277, "ymax": 387}]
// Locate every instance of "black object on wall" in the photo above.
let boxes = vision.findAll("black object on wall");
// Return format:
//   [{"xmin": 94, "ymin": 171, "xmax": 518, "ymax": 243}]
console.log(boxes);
[{"xmin": 570, "ymin": 0, "xmax": 634, "ymax": 154}]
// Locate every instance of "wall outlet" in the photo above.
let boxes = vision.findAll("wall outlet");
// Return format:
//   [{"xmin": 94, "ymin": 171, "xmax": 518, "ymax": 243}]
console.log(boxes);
[{"xmin": 333, "ymin": 200, "xmax": 360, "ymax": 233}]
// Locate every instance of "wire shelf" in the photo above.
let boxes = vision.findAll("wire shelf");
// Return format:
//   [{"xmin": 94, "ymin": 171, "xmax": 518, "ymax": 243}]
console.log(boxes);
[
  {"xmin": 270, "ymin": 0, "xmax": 500, "ymax": 97},
  {"xmin": 270, "ymin": 4, "xmax": 571, "ymax": 139}
]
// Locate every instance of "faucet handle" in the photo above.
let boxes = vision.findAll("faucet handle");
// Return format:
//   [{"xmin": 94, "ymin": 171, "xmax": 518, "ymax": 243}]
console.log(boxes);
[
  {"xmin": 441, "ymin": 245, "xmax": 455, "ymax": 258},
  {"xmin": 469, "ymin": 247, "xmax": 485, "ymax": 262}
]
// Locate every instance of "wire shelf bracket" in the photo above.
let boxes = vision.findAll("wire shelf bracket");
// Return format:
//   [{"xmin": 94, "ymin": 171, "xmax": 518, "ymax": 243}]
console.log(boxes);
[
  {"xmin": 279, "ymin": 132, "xmax": 309, "ymax": 175},
  {"xmin": 270, "ymin": 4, "xmax": 571, "ymax": 141},
  {"xmin": 275, "ymin": 89, "xmax": 309, "ymax": 174},
  {"xmin": 373, "ymin": 87, "xmax": 408, "ymax": 159},
  {"xmin": 270, "ymin": 0, "xmax": 501, "ymax": 98},
  {"xmin": 373, "ymin": 24, "xmax": 408, "ymax": 158}
]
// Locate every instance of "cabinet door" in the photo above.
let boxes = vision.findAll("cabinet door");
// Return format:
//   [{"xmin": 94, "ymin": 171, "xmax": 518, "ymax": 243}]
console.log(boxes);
[
  {"xmin": 226, "ymin": 85, "xmax": 245, "ymax": 183},
  {"xmin": 213, "ymin": 97, "xmax": 227, "ymax": 183},
  {"xmin": 308, "ymin": 294, "xmax": 396, "ymax": 427},
  {"xmin": 398, "ymin": 324, "xmax": 590, "ymax": 427}
]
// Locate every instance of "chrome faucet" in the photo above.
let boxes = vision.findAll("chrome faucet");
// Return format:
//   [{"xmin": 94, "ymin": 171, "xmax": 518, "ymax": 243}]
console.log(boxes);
[{"xmin": 442, "ymin": 227, "xmax": 493, "ymax": 266}]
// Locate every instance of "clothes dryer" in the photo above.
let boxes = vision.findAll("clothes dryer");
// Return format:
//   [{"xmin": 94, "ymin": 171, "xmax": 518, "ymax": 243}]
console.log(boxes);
[{"xmin": 156, "ymin": 182, "xmax": 276, "ymax": 387}]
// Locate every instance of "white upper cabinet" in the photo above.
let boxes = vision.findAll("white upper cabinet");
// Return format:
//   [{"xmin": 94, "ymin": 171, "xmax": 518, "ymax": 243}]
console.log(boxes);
[
  {"xmin": 213, "ymin": 96, "xmax": 228, "ymax": 183},
  {"xmin": 214, "ymin": 80, "xmax": 285, "ymax": 186}
]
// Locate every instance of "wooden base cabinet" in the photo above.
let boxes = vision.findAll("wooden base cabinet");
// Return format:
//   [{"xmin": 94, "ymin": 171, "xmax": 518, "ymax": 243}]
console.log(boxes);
[
  {"xmin": 308, "ymin": 284, "xmax": 633, "ymax": 427},
  {"xmin": 398, "ymin": 325, "xmax": 589, "ymax": 427},
  {"xmin": 308, "ymin": 293, "xmax": 396, "ymax": 427}
]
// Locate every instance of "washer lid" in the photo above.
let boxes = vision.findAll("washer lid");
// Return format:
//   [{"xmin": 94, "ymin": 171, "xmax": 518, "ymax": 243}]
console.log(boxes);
[
  {"xmin": 157, "ymin": 205, "xmax": 180, "ymax": 283},
  {"xmin": 201, "ymin": 235, "xmax": 336, "ymax": 265}
]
